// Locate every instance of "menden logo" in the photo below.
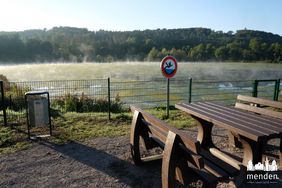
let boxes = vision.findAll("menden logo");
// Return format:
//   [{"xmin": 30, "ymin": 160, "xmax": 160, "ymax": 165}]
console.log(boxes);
[{"xmin": 246, "ymin": 157, "xmax": 280, "ymax": 185}]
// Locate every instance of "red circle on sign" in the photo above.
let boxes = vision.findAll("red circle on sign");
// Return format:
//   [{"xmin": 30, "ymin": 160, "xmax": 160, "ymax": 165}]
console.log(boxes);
[{"xmin": 160, "ymin": 55, "xmax": 178, "ymax": 78}]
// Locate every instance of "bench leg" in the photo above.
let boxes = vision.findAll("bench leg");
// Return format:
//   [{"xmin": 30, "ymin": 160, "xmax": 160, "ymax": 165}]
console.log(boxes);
[
  {"xmin": 162, "ymin": 131, "xmax": 190, "ymax": 188},
  {"xmin": 228, "ymin": 131, "xmax": 242, "ymax": 148},
  {"xmin": 130, "ymin": 111, "xmax": 143, "ymax": 165},
  {"xmin": 240, "ymin": 136, "xmax": 266, "ymax": 166},
  {"xmin": 193, "ymin": 116, "xmax": 216, "ymax": 148},
  {"xmin": 130, "ymin": 111, "xmax": 161, "ymax": 165}
]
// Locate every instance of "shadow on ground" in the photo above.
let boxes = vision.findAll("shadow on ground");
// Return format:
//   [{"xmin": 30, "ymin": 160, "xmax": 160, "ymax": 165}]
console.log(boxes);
[{"xmin": 38, "ymin": 138, "xmax": 163, "ymax": 187}]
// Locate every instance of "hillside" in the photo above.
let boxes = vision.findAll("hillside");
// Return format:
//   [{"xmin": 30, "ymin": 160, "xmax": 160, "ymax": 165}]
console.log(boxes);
[{"xmin": 0, "ymin": 27, "xmax": 281, "ymax": 63}]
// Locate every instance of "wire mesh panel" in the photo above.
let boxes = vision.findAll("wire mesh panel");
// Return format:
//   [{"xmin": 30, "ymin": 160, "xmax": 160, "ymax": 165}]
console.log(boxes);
[
  {"xmin": 5, "ymin": 79, "xmax": 109, "ymax": 124},
  {"xmin": 111, "ymin": 79, "xmax": 167, "ymax": 108},
  {"xmin": 170, "ymin": 78, "xmax": 191, "ymax": 105},
  {"xmin": 256, "ymin": 80, "xmax": 277, "ymax": 100},
  {"xmin": 191, "ymin": 80, "xmax": 254, "ymax": 105}
]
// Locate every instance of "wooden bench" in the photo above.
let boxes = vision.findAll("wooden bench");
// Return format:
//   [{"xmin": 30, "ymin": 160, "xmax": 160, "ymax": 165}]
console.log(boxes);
[
  {"xmin": 235, "ymin": 95, "xmax": 282, "ymax": 120},
  {"xmin": 233, "ymin": 95, "xmax": 282, "ymax": 164},
  {"xmin": 229, "ymin": 95, "xmax": 282, "ymax": 147},
  {"xmin": 130, "ymin": 105, "xmax": 245, "ymax": 188}
]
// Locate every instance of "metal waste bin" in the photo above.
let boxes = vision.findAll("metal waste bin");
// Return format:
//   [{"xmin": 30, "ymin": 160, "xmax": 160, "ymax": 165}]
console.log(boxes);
[{"xmin": 25, "ymin": 91, "xmax": 52, "ymax": 139}]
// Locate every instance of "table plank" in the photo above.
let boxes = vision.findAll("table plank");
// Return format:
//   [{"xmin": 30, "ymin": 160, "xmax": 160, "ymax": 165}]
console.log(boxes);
[
  {"xmin": 206, "ymin": 102, "xmax": 282, "ymax": 128},
  {"xmin": 189, "ymin": 103, "xmax": 275, "ymax": 135},
  {"xmin": 197, "ymin": 102, "xmax": 282, "ymax": 133},
  {"xmin": 175, "ymin": 102, "xmax": 280, "ymax": 141}
]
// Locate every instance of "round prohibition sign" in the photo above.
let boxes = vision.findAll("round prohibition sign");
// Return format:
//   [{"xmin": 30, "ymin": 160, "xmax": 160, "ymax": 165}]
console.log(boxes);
[{"xmin": 160, "ymin": 55, "xmax": 178, "ymax": 78}]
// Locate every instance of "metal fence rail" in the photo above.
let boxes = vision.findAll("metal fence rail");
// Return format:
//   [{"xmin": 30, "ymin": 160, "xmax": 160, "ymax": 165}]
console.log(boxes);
[{"xmin": 0, "ymin": 78, "xmax": 281, "ymax": 126}]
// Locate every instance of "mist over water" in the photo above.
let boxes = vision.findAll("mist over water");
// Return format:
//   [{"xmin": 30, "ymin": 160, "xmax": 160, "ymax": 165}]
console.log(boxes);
[{"xmin": 0, "ymin": 62, "xmax": 282, "ymax": 82}]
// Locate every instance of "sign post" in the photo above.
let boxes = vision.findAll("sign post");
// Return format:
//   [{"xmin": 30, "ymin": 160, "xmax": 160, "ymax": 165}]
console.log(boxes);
[{"xmin": 160, "ymin": 55, "xmax": 178, "ymax": 118}]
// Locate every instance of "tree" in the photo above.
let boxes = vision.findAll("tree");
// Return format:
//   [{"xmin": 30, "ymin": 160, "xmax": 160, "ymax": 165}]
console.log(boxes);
[
  {"xmin": 189, "ymin": 44, "xmax": 206, "ymax": 61},
  {"xmin": 0, "ymin": 27, "xmax": 282, "ymax": 62},
  {"xmin": 215, "ymin": 46, "xmax": 228, "ymax": 61},
  {"xmin": 147, "ymin": 47, "xmax": 160, "ymax": 61},
  {"xmin": 270, "ymin": 43, "xmax": 282, "ymax": 63},
  {"xmin": 169, "ymin": 48, "xmax": 187, "ymax": 61}
]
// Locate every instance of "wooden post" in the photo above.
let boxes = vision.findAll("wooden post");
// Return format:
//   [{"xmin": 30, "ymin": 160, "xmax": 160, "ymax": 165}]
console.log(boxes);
[
  {"xmin": 107, "ymin": 77, "xmax": 111, "ymax": 120},
  {"xmin": 47, "ymin": 92, "xmax": 52, "ymax": 136},
  {"xmin": 252, "ymin": 80, "xmax": 258, "ymax": 97},
  {"xmin": 167, "ymin": 78, "xmax": 170, "ymax": 118},
  {"xmin": 0, "ymin": 81, "xmax": 7, "ymax": 126},
  {"xmin": 274, "ymin": 79, "xmax": 280, "ymax": 101},
  {"xmin": 188, "ymin": 78, "xmax": 192, "ymax": 103}
]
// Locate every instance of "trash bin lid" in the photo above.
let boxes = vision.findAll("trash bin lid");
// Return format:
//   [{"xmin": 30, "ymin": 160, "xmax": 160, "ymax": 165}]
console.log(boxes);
[{"xmin": 25, "ymin": 91, "xmax": 49, "ymax": 96}]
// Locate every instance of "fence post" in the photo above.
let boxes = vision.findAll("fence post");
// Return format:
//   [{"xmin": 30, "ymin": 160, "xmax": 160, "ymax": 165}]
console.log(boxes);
[
  {"xmin": 274, "ymin": 79, "xmax": 280, "ymax": 101},
  {"xmin": 188, "ymin": 78, "xmax": 192, "ymax": 103},
  {"xmin": 0, "ymin": 81, "xmax": 7, "ymax": 126},
  {"xmin": 108, "ymin": 78, "xmax": 111, "ymax": 120},
  {"xmin": 252, "ymin": 80, "xmax": 258, "ymax": 97},
  {"xmin": 167, "ymin": 78, "xmax": 170, "ymax": 118}
]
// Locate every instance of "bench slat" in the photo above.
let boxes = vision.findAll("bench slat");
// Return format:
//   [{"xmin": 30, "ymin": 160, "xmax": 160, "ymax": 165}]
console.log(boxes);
[
  {"xmin": 151, "ymin": 136, "xmax": 165, "ymax": 149},
  {"xmin": 145, "ymin": 120, "xmax": 204, "ymax": 169},
  {"xmin": 203, "ymin": 159, "xmax": 229, "ymax": 179},
  {"xmin": 131, "ymin": 105, "xmax": 200, "ymax": 154},
  {"xmin": 141, "ymin": 119, "xmax": 168, "ymax": 143},
  {"xmin": 209, "ymin": 148, "xmax": 241, "ymax": 170},
  {"xmin": 237, "ymin": 95, "xmax": 282, "ymax": 109},
  {"xmin": 235, "ymin": 102, "xmax": 282, "ymax": 120},
  {"xmin": 190, "ymin": 165, "xmax": 218, "ymax": 184},
  {"xmin": 199, "ymin": 149, "xmax": 239, "ymax": 176}
]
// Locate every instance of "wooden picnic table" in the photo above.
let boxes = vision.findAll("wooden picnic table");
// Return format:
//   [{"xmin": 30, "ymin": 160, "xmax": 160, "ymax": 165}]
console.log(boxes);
[{"xmin": 175, "ymin": 101, "xmax": 282, "ymax": 166}]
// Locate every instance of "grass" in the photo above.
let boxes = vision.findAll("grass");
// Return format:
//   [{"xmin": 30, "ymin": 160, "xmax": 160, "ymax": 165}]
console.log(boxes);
[
  {"xmin": 147, "ymin": 107, "xmax": 197, "ymax": 129},
  {"xmin": 0, "ymin": 108, "xmax": 196, "ymax": 154},
  {"xmin": 0, "ymin": 126, "xmax": 31, "ymax": 154},
  {"xmin": 51, "ymin": 112, "xmax": 132, "ymax": 144}
]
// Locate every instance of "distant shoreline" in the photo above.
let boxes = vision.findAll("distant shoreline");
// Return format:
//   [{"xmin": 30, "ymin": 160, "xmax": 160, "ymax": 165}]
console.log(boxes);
[
  {"xmin": 0, "ymin": 60, "xmax": 277, "ymax": 65},
  {"xmin": 1, "ymin": 62, "xmax": 282, "ymax": 82}
]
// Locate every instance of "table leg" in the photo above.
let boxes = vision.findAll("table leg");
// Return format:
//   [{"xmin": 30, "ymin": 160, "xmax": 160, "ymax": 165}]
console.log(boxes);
[
  {"xmin": 193, "ymin": 116, "xmax": 215, "ymax": 148},
  {"xmin": 279, "ymin": 136, "xmax": 282, "ymax": 169},
  {"xmin": 228, "ymin": 131, "xmax": 242, "ymax": 148},
  {"xmin": 239, "ymin": 136, "xmax": 266, "ymax": 166}
]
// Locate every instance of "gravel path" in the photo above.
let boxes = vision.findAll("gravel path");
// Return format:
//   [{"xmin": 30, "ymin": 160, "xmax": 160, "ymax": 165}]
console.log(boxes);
[{"xmin": 0, "ymin": 126, "xmax": 281, "ymax": 188}]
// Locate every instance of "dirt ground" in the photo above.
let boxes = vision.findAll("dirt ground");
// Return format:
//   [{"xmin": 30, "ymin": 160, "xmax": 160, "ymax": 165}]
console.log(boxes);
[{"xmin": 0, "ymin": 126, "xmax": 281, "ymax": 188}]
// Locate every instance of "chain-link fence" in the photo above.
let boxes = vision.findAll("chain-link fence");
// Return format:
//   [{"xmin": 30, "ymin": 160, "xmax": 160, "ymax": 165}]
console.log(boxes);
[{"xmin": 0, "ymin": 78, "xmax": 281, "ymax": 126}]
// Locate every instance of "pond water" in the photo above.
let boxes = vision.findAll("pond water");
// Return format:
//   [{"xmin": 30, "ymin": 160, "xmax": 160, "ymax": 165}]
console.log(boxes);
[{"xmin": 0, "ymin": 62, "xmax": 282, "ymax": 82}]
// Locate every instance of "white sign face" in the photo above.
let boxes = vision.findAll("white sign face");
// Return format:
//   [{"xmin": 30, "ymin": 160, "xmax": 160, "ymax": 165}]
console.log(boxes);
[{"xmin": 160, "ymin": 56, "xmax": 177, "ymax": 78}]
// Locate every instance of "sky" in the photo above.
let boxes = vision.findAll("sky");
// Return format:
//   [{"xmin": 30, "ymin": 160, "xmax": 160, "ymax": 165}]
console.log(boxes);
[{"xmin": 0, "ymin": 0, "xmax": 282, "ymax": 35}]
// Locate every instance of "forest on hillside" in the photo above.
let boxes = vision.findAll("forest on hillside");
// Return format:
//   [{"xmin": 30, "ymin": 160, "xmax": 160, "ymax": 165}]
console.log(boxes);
[{"xmin": 0, "ymin": 27, "xmax": 282, "ymax": 63}]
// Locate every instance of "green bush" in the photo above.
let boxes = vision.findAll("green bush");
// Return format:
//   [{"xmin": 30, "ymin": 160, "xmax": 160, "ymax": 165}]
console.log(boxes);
[
  {"xmin": 64, "ymin": 94, "xmax": 79, "ymax": 112},
  {"xmin": 52, "ymin": 93, "xmax": 125, "ymax": 113},
  {"xmin": 0, "ymin": 74, "xmax": 10, "ymax": 91},
  {"xmin": 0, "ymin": 76, "xmax": 30, "ymax": 112},
  {"xmin": 6, "ymin": 85, "xmax": 30, "ymax": 111}
]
